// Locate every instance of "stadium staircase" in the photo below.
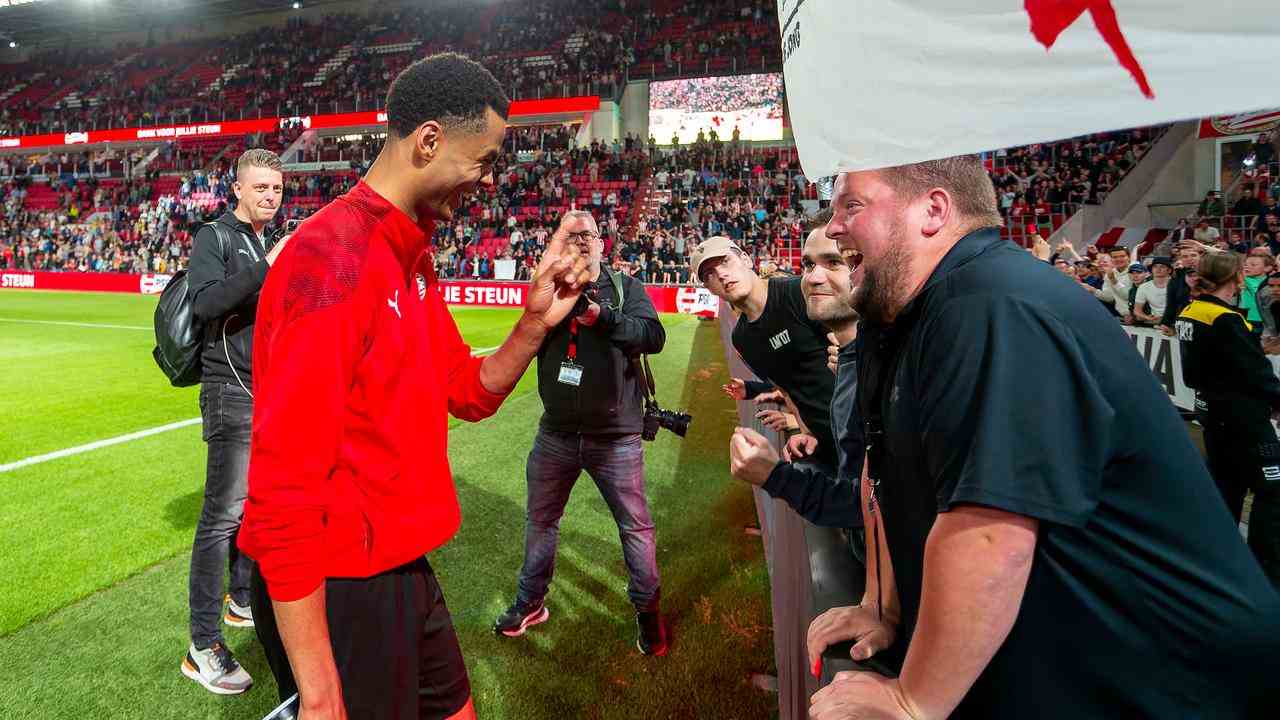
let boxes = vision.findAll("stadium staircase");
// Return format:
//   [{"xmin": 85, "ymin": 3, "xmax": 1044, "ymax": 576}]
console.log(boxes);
[
  {"xmin": 303, "ymin": 44, "xmax": 356, "ymax": 89},
  {"xmin": 627, "ymin": 176, "xmax": 658, "ymax": 244},
  {"xmin": 130, "ymin": 146, "xmax": 161, "ymax": 178},
  {"xmin": 206, "ymin": 61, "xmax": 250, "ymax": 96},
  {"xmin": 203, "ymin": 141, "xmax": 240, "ymax": 172},
  {"xmin": 0, "ymin": 71, "xmax": 40, "ymax": 103},
  {"xmin": 1049, "ymin": 120, "xmax": 1198, "ymax": 252}
]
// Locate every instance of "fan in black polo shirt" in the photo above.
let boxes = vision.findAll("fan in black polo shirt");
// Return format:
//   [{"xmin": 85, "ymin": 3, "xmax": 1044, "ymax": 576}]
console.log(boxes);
[
  {"xmin": 691, "ymin": 236, "xmax": 837, "ymax": 469},
  {"xmin": 806, "ymin": 158, "xmax": 1280, "ymax": 720}
]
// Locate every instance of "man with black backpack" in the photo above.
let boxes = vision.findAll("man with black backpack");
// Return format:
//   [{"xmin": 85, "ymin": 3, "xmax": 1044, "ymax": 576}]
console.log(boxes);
[{"xmin": 180, "ymin": 148, "xmax": 287, "ymax": 695}]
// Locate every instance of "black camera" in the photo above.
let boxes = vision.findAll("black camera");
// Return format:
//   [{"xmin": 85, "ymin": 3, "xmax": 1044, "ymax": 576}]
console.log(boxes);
[
  {"xmin": 569, "ymin": 281, "xmax": 602, "ymax": 319},
  {"xmin": 642, "ymin": 400, "xmax": 692, "ymax": 441}
]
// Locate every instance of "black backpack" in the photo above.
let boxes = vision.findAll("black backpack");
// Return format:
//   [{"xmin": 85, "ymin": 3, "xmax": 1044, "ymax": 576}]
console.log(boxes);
[{"xmin": 152, "ymin": 223, "xmax": 229, "ymax": 387}]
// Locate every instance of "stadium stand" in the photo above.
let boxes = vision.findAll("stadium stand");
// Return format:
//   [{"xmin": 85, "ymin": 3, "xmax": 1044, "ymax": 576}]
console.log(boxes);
[
  {"xmin": 989, "ymin": 126, "xmax": 1163, "ymax": 246},
  {"xmin": 0, "ymin": 123, "xmax": 1205, "ymax": 281},
  {"xmin": 0, "ymin": 0, "xmax": 1191, "ymax": 284},
  {"xmin": 0, "ymin": 0, "xmax": 778, "ymax": 138},
  {"xmin": 4, "ymin": 4, "xmax": 1280, "ymax": 720}
]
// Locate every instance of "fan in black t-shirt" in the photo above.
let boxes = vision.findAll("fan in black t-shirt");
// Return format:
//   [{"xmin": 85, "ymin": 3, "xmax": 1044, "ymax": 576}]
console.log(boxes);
[{"xmin": 691, "ymin": 236, "xmax": 837, "ymax": 467}]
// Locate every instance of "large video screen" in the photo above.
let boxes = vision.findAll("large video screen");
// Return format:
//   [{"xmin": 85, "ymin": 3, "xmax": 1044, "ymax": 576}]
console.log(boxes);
[{"xmin": 649, "ymin": 73, "xmax": 784, "ymax": 145}]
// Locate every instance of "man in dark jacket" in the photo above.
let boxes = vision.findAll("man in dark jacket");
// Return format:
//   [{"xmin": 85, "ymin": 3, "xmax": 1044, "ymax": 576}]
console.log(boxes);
[
  {"xmin": 1159, "ymin": 241, "xmax": 1203, "ymax": 334},
  {"xmin": 181, "ymin": 148, "xmax": 287, "ymax": 695},
  {"xmin": 495, "ymin": 210, "xmax": 670, "ymax": 655}
]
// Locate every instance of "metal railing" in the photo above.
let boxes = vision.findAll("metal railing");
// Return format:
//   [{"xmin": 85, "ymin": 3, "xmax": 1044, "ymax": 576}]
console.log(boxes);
[
  {"xmin": 715, "ymin": 299, "xmax": 893, "ymax": 718},
  {"xmin": 0, "ymin": 158, "xmax": 129, "ymax": 179},
  {"xmin": 625, "ymin": 54, "xmax": 781, "ymax": 83}
]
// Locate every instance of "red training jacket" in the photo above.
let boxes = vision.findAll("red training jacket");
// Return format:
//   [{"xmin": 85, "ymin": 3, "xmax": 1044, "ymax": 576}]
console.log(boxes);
[{"xmin": 239, "ymin": 181, "xmax": 510, "ymax": 602}]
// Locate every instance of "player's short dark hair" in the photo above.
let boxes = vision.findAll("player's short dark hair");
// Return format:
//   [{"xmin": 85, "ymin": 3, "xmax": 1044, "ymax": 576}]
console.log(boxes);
[{"xmin": 385, "ymin": 52, "xmax": 510, "ymax": 138}]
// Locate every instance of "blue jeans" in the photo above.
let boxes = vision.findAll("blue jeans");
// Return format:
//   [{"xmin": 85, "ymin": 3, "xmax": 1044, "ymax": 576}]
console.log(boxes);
[
  {"xmin": 189, "ymin": 382, "xmax": 255, "ymax": 649},
  {"xmin": 517, "ymin": 430, "xmax": 661, "ymax": 611}
]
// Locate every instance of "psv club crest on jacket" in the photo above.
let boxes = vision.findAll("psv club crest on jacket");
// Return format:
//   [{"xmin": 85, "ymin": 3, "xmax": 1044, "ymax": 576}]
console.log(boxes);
[{"xmin": 416, "ymin": 273, "xmax": 427, "ymax": 301}]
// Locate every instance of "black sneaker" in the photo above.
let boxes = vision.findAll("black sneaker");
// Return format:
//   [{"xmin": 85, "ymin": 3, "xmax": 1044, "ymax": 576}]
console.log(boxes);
[
  {"xmin": 493, "ymin": 600, "xmax": 549, "ymax": 637},
  {"xmin": 636, "ymin": 610, "xmax": 668, "ymax": 656}
]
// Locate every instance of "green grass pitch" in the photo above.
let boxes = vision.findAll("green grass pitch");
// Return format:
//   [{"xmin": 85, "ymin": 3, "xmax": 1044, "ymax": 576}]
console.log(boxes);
[{"xmin": 0, "ymin": 289, "xmax": 775, "ymax": 720}]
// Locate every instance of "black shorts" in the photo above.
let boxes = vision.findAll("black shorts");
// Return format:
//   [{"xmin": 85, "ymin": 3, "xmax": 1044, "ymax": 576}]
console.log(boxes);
[{"xmin": 251, "ymin": 557, "xmax": 471, "ymax": 719}]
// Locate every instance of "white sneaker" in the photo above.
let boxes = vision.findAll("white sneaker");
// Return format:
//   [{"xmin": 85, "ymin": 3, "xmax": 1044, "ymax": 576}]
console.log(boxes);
[
  {"xmin": 181, "ymin": 642, "xmax": 253, "ymax": 695},
  {"xmin": 224, "ymin": 598, "xmax": 254, "ymax": 628}
]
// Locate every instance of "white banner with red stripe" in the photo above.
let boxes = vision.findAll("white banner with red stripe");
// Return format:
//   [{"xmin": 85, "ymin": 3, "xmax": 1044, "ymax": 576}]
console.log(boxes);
[
  {"xmin": 1199, "ymin": 109, "xmax": 1280, "ymax": 139},
  {"xmin": 778, "ymin": 0, "xmax": 1280, "ymax": 176}
]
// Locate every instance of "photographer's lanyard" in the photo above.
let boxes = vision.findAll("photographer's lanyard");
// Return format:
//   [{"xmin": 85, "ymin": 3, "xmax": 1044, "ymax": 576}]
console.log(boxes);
[{"xmin": 558, "ymin": 320, "xmax": 584, "ymax": 387}]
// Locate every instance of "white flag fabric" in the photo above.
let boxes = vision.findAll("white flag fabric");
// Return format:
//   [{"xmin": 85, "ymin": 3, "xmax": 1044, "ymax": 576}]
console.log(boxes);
[{"xmin": 778, "ymin": 0, "xmax": 1280, "ymax": 177}]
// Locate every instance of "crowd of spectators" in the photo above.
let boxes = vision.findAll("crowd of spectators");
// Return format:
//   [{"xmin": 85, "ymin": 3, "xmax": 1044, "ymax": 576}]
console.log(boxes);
[
  {"xmin": 649, "ymin": 72, "xmax": 782, "ymax": 114},
  {"xmin": 641, "ymin": 137, "xmax": 807, "ymax": 278},
  {"xmin": 1167, "ymin": 134, "xmax": 1280, "ymax": 246},
  {"xmin": 0, "ymin": 0, "xmax": 777, "ymax": 138},
  {"xmin": 430, "ymin": 134, "xmax": 646, "ymax": 280},
  {"xmin": 0, "ymin": 177, "xmax": 213, "ymax": 274},
  {"xmin": 991, "ymin": 127, "xmax": 1160, "ymax": 243},
  {"xmin": 1034, "ymin": 213, "xmax": 1280, "ymax": 347},
  {"xmin": 3, "ymin": 119, "xmax": 1189, "ymax": 286},
  {"xmin": 628, "ymin": 0, "xmax": 779, "ymax": 78}
]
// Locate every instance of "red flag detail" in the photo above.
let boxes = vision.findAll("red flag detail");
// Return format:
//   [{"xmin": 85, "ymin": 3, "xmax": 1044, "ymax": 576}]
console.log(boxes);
[{"xmin": 1025, "ymin": 0, "xmax": 1154, "ymax": 99}]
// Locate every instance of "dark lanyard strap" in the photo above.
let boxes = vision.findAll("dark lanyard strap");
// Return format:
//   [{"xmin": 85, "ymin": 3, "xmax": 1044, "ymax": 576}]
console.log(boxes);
[
  {"xmin": 862, "ymin": 345, "xmax": 895, "ymax": 624},
  {"xmin": 865, "ymin": 427, "xmax": 884, "ymax": 624}
]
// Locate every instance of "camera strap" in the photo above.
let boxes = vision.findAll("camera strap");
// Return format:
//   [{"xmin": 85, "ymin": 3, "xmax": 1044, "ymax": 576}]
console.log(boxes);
[
  {"xmin": 602, "ymin": 264, "xmax": 625, "ymax": 311},
  {"xmin": 631, "ymin": 354, "xmax": 658, "ymax": 408}
]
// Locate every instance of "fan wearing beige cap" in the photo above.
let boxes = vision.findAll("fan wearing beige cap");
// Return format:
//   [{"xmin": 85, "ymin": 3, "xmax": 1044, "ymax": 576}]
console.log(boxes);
[{"xmin": 693, "ymin": 234, "xmax": 840, "ymax": 476}]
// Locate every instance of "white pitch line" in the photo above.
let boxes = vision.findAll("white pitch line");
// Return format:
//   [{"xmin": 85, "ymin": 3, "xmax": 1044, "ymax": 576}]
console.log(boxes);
[
  {"xmin": 0, "ymin": 417, "xmax": 202, "ymax": 474},
  {"xmin": 0, "ymin": 317, "xmax": 151, "ymax": 331},
  {"xmin": 0, "ymin": 339, "xmax": 498, "ymax": 473}
]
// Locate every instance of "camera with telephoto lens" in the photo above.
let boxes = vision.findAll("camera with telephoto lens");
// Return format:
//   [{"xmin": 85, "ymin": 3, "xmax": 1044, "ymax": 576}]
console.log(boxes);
[{"xmin": 642, "ymin": 400, "xmax": 692, "ymax": 441}]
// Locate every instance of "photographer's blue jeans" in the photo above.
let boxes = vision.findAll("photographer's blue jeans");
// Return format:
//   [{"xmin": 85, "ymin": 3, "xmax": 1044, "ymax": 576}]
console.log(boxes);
[
  {"xmin": 517, "ymin": 430, "xmax": 661, "ymax": 611},
  {"xmin": 189, "ymin": 382, "xmax": 255, "ymax": 649}
]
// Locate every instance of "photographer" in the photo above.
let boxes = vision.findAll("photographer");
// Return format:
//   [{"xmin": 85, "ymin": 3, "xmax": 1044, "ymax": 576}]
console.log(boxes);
[
  {"xmin": 181, "ymin": 148, "xmax": 288, "ymax": 695},
  {"xmin": 494, "ymin": 210, "xmax": 670, "ymax": 656},
  {"xmin": 1159, "ymin": 241, "xmax": 1205, "ymax": 334}
]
